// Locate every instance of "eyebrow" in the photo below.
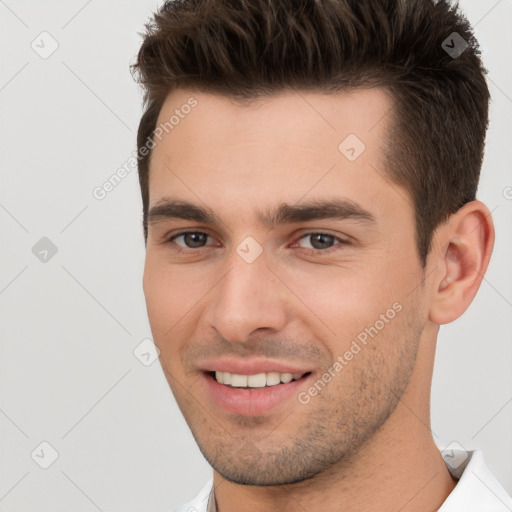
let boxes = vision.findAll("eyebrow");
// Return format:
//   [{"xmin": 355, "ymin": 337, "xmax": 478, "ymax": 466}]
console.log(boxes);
[{"xmin": 146, "ymin": 197, "xmax": 376, "ymax": 229}]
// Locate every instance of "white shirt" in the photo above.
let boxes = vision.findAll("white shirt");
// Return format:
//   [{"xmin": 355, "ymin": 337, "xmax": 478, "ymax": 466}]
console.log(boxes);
[{"xmin": 173, "ymin": 449, "xmax": 512, "ymax": 511}]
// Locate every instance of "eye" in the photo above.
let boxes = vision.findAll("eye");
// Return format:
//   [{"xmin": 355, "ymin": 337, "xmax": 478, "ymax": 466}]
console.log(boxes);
[
  {"xmin": 168, "ymin": 231, "xmax": 214, "ymax": 250},
  {"xmin": 293, "ymin": 232, "xmax": 347, "ymax": 253}
]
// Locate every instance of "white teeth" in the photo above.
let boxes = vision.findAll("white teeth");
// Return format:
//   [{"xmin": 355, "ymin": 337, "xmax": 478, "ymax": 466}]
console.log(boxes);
[
  {"xmin": 230, "ymin": 374, "xmax": 247, "ymax": 387},
  {"xmin": 266, "ymin": 372, "xmax": 281, "ymax": 386},
  {"xmin": 214, "ymin": 371, "xmax": 305, "ymax": 387},
  {"xmin": 247, "ymin": 373, "xmax": 267, "ymax": 388}
]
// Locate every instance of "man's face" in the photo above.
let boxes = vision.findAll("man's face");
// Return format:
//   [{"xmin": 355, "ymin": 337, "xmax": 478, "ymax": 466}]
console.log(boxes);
[{"xmin": 143, "ymin": 87, "xmax": 428, "ymax": 485}]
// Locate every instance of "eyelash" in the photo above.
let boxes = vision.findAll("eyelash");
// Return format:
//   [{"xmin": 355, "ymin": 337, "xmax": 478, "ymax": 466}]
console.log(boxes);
[{"xmin": 165, "ymin": 231, "xmax": 348, "ymax": 255}]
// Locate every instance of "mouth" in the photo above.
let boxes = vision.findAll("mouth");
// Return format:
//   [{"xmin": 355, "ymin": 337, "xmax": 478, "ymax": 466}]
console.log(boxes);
[
  {"xmin": 202, "ymin": 370, "xmax": 314, "ymax": 416},
  {"xmin": 207, "ymin": 370, "xmax": 312, "ymax": 388}
]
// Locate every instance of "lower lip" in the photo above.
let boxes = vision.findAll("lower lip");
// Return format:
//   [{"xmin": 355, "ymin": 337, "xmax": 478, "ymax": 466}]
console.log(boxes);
[{"xmin": 202, "ymin": 372, "xmax": 313, "ymax": 417}]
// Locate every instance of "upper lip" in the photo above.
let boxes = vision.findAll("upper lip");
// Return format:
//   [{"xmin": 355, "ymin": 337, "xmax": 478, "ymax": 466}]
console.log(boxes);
[{"xmin": 200, "ymin": 357, "xmax": 312, "ymax": 375}]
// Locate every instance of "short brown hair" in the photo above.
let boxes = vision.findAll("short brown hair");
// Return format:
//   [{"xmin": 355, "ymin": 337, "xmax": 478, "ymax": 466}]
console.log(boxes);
[{"xmin": 131, "ymin": 0, "xmax": 490, "ymax": 267}]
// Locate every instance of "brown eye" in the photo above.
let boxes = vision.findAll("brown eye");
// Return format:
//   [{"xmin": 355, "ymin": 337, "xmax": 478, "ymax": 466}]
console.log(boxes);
[
  {"xmin": 296, "ymin": 233, "xmax": 344, "ymax": 251},
  {"xmin": 169, "ymin": 232, "xmax": 211, "ymax": 249}
]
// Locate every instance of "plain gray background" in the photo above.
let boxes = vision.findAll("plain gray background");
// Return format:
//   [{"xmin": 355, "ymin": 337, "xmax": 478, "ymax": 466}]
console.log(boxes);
[{"xmin": 0, "ymin": 0, "xmax": 511, "ymax": 510}]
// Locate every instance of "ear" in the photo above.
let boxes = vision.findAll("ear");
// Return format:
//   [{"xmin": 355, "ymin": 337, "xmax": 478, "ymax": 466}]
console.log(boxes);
[{"xmin": 428, "ymin": 200, "xmax": 495, "ymax": 325}]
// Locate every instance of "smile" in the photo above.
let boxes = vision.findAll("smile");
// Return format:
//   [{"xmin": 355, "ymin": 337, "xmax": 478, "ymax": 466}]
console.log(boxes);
[
  {"xmin": 203, "ymin": 370, "xmax": 313, "ymax": 416},
  {"xmin": 213, "ymin": 371, "xmax": 307, "ymax": 388}
]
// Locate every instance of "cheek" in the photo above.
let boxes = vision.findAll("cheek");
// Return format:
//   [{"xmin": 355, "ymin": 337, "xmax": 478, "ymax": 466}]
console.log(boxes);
[
  {"xmin": 143, "ymin": 270, "xmax": 188, "ymax": 379},
  {"xmin": 283, "ymin": 263, "xmax": 396, "ymax": 340},
  {"xmin": 143, "ymin": 270, "xmax": 174, "ymax": 328},
  {"xmin": 143, "ymin": 258, "xmax": 200, "ymax": 343},
  {"xmin": 143, "ymin": 257, "xmax": 221, "ymax": 371},
  {"xmin": 282, "ymin": 262, "xmax": 413, "ymax": 381}
]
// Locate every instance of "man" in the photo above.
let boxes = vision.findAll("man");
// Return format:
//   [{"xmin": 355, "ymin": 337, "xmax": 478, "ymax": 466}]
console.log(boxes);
[{"xmin": 131, "ymin": 0, "xmax": 512, "ymax": 510}]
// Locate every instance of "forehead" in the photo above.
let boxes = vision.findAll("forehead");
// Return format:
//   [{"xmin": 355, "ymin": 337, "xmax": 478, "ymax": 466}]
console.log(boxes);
[
  {"xmin": 148, "ymin": 87, "xmax": 408, "ymax": 228},
  {"xmin": 153, "ymin": 87, "xmax": 393, "ymax": 153}
]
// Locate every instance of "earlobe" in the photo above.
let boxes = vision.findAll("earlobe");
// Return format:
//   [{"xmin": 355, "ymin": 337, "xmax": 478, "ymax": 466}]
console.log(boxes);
[{"xmin": 429, "ymin": 201, "xmax": 494, "ymax": 325}]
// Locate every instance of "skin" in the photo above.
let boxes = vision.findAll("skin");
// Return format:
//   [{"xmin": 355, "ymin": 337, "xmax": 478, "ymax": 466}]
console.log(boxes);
[{"xmin": 142, "ymin": 87, "xmax": 494, "ymax": 511}]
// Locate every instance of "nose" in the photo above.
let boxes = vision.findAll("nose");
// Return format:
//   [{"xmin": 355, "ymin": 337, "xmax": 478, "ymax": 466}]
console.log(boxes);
[{"xmin": 205, "ymin": 247, "xmax": 289, "ymax": 343}]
